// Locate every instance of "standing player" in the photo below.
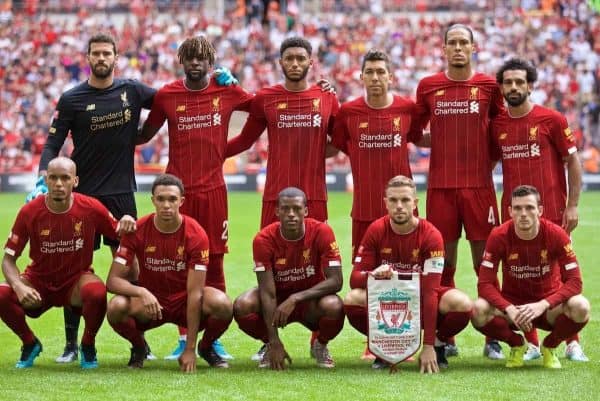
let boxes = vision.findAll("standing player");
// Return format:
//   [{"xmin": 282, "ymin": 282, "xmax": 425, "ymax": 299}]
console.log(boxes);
[
  {"xmin": 233, "ymin": 187, "xmax": 345, "ymax": 370},
  {"xmin": 0, "ymin": 157, "xmax": 136, "ymax": 369},
  {"xmin": 491, "ymin": 57, "xmax": 587, "ymax": 361},
  {"xmin": 332, "ymin": 49, "xmax": 423, "ymax": 260},
  {"xmin": 29, "ymin": 33, "xmax": 156, "ymax": 363},
  {"xmin": 344, "ymin": 176, "xmax": 473, "ymax": 371},
  {"xmin": 472, "ymin": 185, "xmax": 590, "ymax": 369},
  {"xmin": 138, "ymin": 36, "xmax": 253, "ymax": 360},
  {"xmin": 106, "ymin": 174, "xmax": 233, "ymax": 371},
  {"xmin": 226, "ymin": 36, "xmax": 339, "ymax": 228},
  {"xmin": 414, "ymin": 24, "xmax": 504, "ymax": 358}
]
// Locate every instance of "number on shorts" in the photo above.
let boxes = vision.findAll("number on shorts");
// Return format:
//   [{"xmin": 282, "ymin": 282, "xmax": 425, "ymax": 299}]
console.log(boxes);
[
  {"xmin": 221, "ymin": 220, "xmax": 229, "ymax": 240},
  {"xmin": 487, "ymin": 206, "xmax": 496, "ymax": 225}
]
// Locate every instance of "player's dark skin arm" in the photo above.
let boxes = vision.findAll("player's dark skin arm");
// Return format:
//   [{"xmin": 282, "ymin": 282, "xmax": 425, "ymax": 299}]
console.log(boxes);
[
  {"xmin": 257, "ymin": 270, "xmax": 292, "ymax": 370},
  {"xmin": 225, "ymin": 117, "xmax": 266, "ymax": 158},
  {"xmin": 2, "ymin": 254, "xmax": 41, "ymax": 307},
  {"xmin": 107, "ymin": 261, "xmax": 163, "ymax": 320},
  {"xmin": 136, "ymin": 121, "xmax": 161, "ymax": 145},
  {"xmin": 564, "ymin": 152, "xmax": 582, "ymax": 233},
  {"xmin": 179, "ymin": 269, "xmax": 206, "ymax": 373},
  {"xmin": 325, "ymin": 143, "xmax": 339, "ymax": 158}
]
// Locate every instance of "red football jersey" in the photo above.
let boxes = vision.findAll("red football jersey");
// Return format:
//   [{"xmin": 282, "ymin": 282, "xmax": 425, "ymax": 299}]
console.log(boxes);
[
  {"xmin": 227, "ymin": 84, "xmax": 339, "ymax": 201},
  {"xmin": 114, "ymin": 214, "xmax": 210, "ymax": 303},
  {"xmin": 491, "ymin": 105, "xmax": 578, "ymax": 223},
  {"xmin": 351, "ymin": 216, "xmax": 445, "ymax": 345},
  {"xmin": 146, "ymin": 79, "xmax": 253, "ymax": 193},
  {"xmin": 4, "ymin": 194, "xmax": 118, "ymax": 291},
  {"xmin": 331, "ymin": 95, "xmax": 422, "ymax": 220},
  {"xmin": 415, "ymin": 72, "xmax": 504, "ymax": 188},
  {"xmin": 252, "ymin": 218, "xmax": 342, "ymax": 299},
  {"xmin": 478, "ymin": 219, "xmax": 582, "ymax": 311}
]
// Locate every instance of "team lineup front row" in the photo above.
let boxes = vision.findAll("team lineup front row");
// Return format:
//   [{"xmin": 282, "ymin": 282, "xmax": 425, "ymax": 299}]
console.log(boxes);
[{"xmin": 0, "ymin": 157, "xmax": 590, "ymax": 373}]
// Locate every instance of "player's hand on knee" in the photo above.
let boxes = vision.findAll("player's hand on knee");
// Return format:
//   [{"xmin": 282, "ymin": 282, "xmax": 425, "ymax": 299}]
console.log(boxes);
[
  {"xmin": 14, "ymin": 283, "xmax": 42, "ymax": 308},
  {"xmin": 116, "ymin": 215, "xmax": 137, "ymax": 235},
  {"xmin": 214, "ymin": 67, "xmax": 238, "ymax": 86},
  {"xmin": 372, "ymin": 264, "xmax": 393, "ymax": 279},
  {"xmin": 139, "ymin": 288, "xmax": 162, "ymax": 320},
  {"xmin": 25, "ymin": 176, "xmax": 48, "ymax": 203},
  {"xmin": 273, "ymin": 295, "xmax": 298, "ymax": 328},
  {"xmin": 178, "ymin": 349, "xmax": 197, "ymax": 373}
]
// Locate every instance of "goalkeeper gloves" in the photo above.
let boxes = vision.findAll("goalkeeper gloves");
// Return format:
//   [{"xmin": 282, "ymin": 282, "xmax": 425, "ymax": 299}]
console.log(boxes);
[
  {"xmin": 214, "ymin": 67, "xmax": 239, "ymax": 86},
  {"xmin": 25, "ymin": 176, "xmax": 48, "ymax": 203}
]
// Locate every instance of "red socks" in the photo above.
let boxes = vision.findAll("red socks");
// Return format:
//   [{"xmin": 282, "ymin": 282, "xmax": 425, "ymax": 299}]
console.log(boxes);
[
  {"xmin": 543, "ymin": 314, "xmax": 587, "ymax": 349},
  {"xmin": 199, "ymin": 317, "xmax": 232, "ymax": 350},
  {"xmin": 437, "ymin": 311, "xmax": 471, "ymax": 343},
  {"xmin": 235, "ymin": 312, "xmax": 268, "ymax": 343},
  {"xmin": 344, "ymin": 304, "xmax": 368, "ymax": 336},
  {"xmin": 79, "ymin": 281, "xmax": 107, "ymax": 346},
  {"xmin": 476, "ymin": 316, "xmax": 524, "ymax": 347}
]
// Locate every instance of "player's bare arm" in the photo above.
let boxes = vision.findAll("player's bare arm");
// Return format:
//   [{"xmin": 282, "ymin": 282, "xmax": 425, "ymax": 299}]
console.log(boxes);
[
  {"xmin": 257, "ymin": 269, "xmax": 292, "ymax": 370},
  {"xmin": 564, "ymin": 152, "xmax": 582, "ymax": 233},
  {"xmin": 179, "ymin": 268, "xmax": 206, "ymax": 373},
  {"xmin": 107, "ymin": 259, "xmax": 163, "ymax": 320},
  {"xmin": 1, "ymin": 254, "xmax": 42, "ymax": 308}
]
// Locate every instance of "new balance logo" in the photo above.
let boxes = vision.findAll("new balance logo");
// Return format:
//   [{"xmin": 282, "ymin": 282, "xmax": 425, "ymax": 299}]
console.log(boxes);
[
  {"xmin": 213, "ymin": 113, "xmax": 222, "ymax": 126},
  {"xmin": 176, "ymin": 105, "xmax": 186, "ymax": 112},
  {"xmin": 469, "ymin": 101, "xmax": 479, "ymax": 114},
  {"xmin": 530, "ymin": 143, "xmax": 541, "ymax": 157},
  {"xmin": 313, "ymin": 114, "xmax": 322, "ymax": 127},
  {"xmin": 86, "ymin": 104, "xmax": 96, "ymax": 111}
]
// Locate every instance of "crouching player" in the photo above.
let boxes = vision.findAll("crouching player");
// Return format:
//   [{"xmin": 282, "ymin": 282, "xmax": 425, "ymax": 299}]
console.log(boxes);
[
  {"xmin": 106, "ymin": 174, "xmax": 233, "ymax": 372},
  {"xmin": 344, "ymin": 176, "xmax": 473, "ymax": 372},
  {"xmin": 0, "ymin": 157, "xmax": 136, "ymax": 369},
  {"xmin": 472, "ymin": 185, "xmax": 590, "ymax": 368},
  {"xmin": 233, "ymin": 187, "xmax": 345, "ymax": 370}
]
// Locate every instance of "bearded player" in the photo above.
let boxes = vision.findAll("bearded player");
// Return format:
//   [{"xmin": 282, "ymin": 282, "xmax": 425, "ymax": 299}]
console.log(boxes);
[
  {"xmin": 414, "ymin": 24, "xmax": 504, "ymax": 359},
  {"xmin": 491, "ymin": 57, "xmax": 587, "ymax": 362},
  {"xmin": 138, "ymin": 36, "xmax": 252, "ymax": 360},
  {"xmin": 344, "ymin": 176, "xmax": 472, "ymax": 371}
]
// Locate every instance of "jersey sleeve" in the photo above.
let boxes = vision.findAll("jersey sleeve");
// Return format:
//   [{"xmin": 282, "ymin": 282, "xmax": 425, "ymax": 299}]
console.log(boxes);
[
  {"xmin": 350, "ymin": 223, "xmax": 379, "ymax": 289},
  {"xmin": 330, "ymin": 108, "xmax": 349, "ymax": 154},
  {"xmin": 478, "ymin": 230, "xmax": 511, "ymax": 311},
  {"xmin": 489, "ymin": 119, "xmax": 502, "ymax": 162},
  {"xmin": 39, "ymin": 94, "xmax": 73, "ymax": 171},
  {"xmin": 545, "ymin": 228, "xmax": 582, "ymax": 308},
  {"xmin": 316, "ymin": 224, "xmax": 342, "ymax": 271},
  {"xmin": 549, "ymin": 113, "xmax": 578, "ymax": 157},
  {"xmin": 134, "ymin": 81, "xmax": 156, "ymax": 109},
  {"xmin": 185, "ymin": 220, "xmax": 210, "ymax": 272},
  {"xmin": 420, "ymin": 226, "xmax": 444, "ymax": 346},
  {"xmin": 252, "ymin": 231, "xmax": 274, "ymax": 273},
  {"xmin": 489, "ymin": 83, "xmax": 505, "ymax": 119},
  {"xmin": 4, "ymin": 207, "xmax": 31, "ymax": 258},
  {"xmin": 232, "ymin": 85, "xmax": 254, "ymax": 113},
  {"xmin": 91, "ymin": 199, "xmax": 119, "ymax": 241},
  {"xmin": 406, "ymin": 101, "xmax": 424, "ymax": 144},
  {"xmin": 114, "ymin": 233, "xmax": 138, "ymax": 268},
  {"xmin": 225, "ymin": 95, "xmax": 267, "ymax": 157},
  {"xmin": 145, "ymin": 88, "xmax": 168, "ymax": 129}
]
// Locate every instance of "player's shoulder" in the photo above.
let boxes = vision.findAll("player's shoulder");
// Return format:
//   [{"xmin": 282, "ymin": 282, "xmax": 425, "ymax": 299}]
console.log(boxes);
[
  {"xmin": 338, "ymin": 96, "xmax": 365, "ymax": 114},
  {"xmin": 254, "ymin": 222, "xmax": 280, "ymax": 243},
  {"xmin": 471, "ymin": 72, "xmax": 497, "ymax": 85},
  {"xmin": 136, "ymin": 213, "xmax": 154, "ymax": 228},
  {"xmin": 491, "ymin": 108, "xmax": 511, "ymax": 123},
  {"xmin": 59, "ymin": 81, "xmax": 93, "ymax": 101},
  {"xmin": 156, "ymin": 79, "xmax": 184, "ymax": 94},
  {"xmin": 256, "ymin": 84, "xmax": 284, "ymax": 97},
  {"xmin": 531, "ymin": 104, "xmax": 565, "ymax": 122},
  {"xmin": 113, "ymin": 78, "xmax": 151, "ymax": 90},
  {"xmin": 418, "ymin": 218, "xmax": 442, "ymax": 235},
  {"xmin": 74, "ymin": 193, "xmax": 105, "ymax": 210},
  {"xmin": 418, "ymin": 72, "xmax": 446, "ymax": 88},
  {"xmin": 306, "ymin": 217, "xmax": 332, "ymax": 232},
  {"xmin": 492, "ymin": 220, "xmax": 512, "ymax": 238},
  {"xmin": 540, "ymin": 218, "xmax": 568, "ymax": 238},
  {"xmin": 19, "ymin": 195, "xmax": 46, "ymax": 216},
  {"xmin": 182, "ymin": 214, "xmax": 206, "ymax": 233},
  {"xmin": 391, "ymin": 94, "xmax": 416, "ymax": 109}
]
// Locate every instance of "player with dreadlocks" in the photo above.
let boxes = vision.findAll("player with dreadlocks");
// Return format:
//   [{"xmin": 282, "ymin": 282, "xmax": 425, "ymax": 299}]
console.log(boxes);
[{"xmin": 138, "ymin": 36, "xmax": 253, "ymax": 364}]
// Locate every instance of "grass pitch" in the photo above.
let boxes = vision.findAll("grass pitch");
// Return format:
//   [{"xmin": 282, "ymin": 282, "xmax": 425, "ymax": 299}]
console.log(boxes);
[{"xmin": 0, "ymin": 191, "xmax": 598, "ymax": 401}]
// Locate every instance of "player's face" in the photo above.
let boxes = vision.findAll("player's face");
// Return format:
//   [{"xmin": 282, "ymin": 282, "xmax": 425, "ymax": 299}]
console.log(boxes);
[
  {"xmin": 276, "ymin": 196, "xmax": 307, "ymax": 233},
  {"xmin": 152, "ymin": 185, "xmax": 184, "ymax": 222},
  {"xmin": 45, "ymin": 164, "xmax": 78, "ymax": 202},
  {"xmin": 501, "ymin": 69, "xmax": 531, "ymax": 107},
  {"xmin": 361, "ymin": 60, "xmax": 391, "ymax": 96},
  {"xmin": 87, "ymin": 42, "xmax": 116, "ymax": 79},
  {"xmin": 279, "ymin": 47, "xmax": 313, "ymax": 82},
  {"xmin": 509, "ymin": 194, "xmax": 542, "ymax": 233},
  {"xmin": 443, "ymin": 28, "xmax": 474, "ymax": 68},
  {"xmin": 182, "ymin": 56, "xmax": 211, "ymax": 82},
  {"xmin": 385, "ymin": 186, "xmax": 417, "ymax": 225}
]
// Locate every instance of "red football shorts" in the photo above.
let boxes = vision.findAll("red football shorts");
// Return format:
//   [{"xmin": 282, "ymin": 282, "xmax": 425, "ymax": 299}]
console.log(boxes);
[
  {"xmin": 261, "ymin": 200, "xmax": 328, "ymax": 228},
  {"xmin": 426, "ymin": 187, "xmax": 498, "ymax": 242},
  {"xmin": 134, "ymin": 290, "xmax": 208, "ymax": 331},
  {"xmin": 180, "ymin": 187, "xmax": 229, "ymax": 254},
  {"xmin": 20, "ymin": 271, "xmax": 91, "ymax": 317}
]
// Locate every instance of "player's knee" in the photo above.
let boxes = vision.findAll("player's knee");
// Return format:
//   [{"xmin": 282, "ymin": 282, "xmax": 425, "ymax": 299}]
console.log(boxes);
[
  {"xmin": 107, "ymin": 295, "xmax": 130, "ymax": 323},
  {"xmin": 471, "ymin": 298, "xmax": 491, "ymax": 327},
  {"xmin": 318, "ymin": 295, "xmax": 344, "ymax": 318},
  {"xmin": 233, "ymin": 289, "xmax": 260, "ymax": 317},
  {"xmin": 0, "ymin": 284, "xmax": 15, "ymax": 303},
  {"xmin": 203, "ymin": 287, "xmax": 233, "ymax": 319},
  {"xmin": 80, "ymin": 281, "xmax": 107, "ymax": 303},
  {"xmin": 442, "ymin": 289, "xmax": 473, "ymax": 313},
  {"xmin": 343, "ymin": 288, "xmax": 366, "ymax": 306},
  {"xmin": 566, "ymin": 295, "xmax": 591, "ymax": 322}
]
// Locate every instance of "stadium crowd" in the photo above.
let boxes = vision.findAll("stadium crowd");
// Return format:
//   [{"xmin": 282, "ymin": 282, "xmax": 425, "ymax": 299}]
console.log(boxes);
[{"xmin": 1, "ymin": 0, "xmax": 599, "ymax": 174}]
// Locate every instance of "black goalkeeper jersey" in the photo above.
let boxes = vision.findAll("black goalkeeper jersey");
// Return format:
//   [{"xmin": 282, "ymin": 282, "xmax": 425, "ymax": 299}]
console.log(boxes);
[{"xmin": 40, "ymin": 78, "xmax": 155, "ymax": 196}]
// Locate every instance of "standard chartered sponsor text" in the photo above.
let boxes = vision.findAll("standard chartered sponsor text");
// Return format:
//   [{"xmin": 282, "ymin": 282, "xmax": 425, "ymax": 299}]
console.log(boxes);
[
  {"xmin": 178, "ymin": 114, "xmax": 212, "ymax": 130},
  {"xmin": 91, "ymin": 111, "xmax": 125, "ymax": 131},
  {"xmin": 278, "ymin": 114, "xmax": 312, "ymax": 128}
]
